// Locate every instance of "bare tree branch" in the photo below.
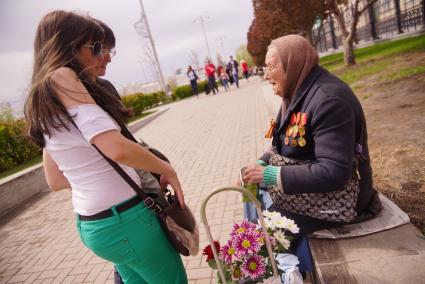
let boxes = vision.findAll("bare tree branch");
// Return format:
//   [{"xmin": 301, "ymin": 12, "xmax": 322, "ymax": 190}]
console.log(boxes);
[{"xmin": 359, "ymin": 0, "xmax": 379, "ymax": 15}]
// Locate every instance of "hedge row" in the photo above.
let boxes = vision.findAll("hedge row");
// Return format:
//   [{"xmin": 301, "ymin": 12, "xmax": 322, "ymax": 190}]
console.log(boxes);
[
  {"xmin": 172, "ymin": 80, "xmax": 209, "ymax": 100},
  {"xmin": 0, "ymin": 119, "xmax": 41, "ymax": 172},
  {"xmin": 121, "ymin": 91, "xmax": 170, "ymax": 117}
]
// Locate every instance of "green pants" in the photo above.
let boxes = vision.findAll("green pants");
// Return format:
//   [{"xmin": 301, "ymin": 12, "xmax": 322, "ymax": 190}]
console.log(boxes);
[{"xmin": 76, "ymin": 198, "xmax": 187, "ymax": 284}]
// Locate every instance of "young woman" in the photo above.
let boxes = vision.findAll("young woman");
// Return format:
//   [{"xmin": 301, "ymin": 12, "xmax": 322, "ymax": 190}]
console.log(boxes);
[{"xmin": 24, "ymin": 10, "xmax": 187, "ymax": 283}]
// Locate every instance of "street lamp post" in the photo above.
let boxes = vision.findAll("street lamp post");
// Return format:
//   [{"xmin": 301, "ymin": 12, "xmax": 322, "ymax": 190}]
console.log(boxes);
[
  {"xmin": 135, "ymin": 0, "xmax": 167, "ymax": 93},
  {"xmin": 194, "ymin": 16, "xmax": 212, "ymax": 61},
  {"xmin": 216, "ymin": 36, "xmax": 227, "ymax": 58}
]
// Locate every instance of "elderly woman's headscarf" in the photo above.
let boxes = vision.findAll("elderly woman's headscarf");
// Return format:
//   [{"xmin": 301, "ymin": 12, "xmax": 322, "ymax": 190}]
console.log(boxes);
[{"xmin": 269, "ymin": 35, "xmax": 319, "ymax": 112}]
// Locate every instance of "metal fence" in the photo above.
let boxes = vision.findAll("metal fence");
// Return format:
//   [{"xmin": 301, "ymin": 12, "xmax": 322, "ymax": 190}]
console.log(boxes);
[{"xmin": 312, "ymin": 0, "xmax": 425, "ymax": 53}]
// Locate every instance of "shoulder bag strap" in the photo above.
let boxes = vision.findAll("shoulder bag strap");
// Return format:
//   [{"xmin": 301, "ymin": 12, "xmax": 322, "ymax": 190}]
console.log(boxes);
[{"xmin": 68, "ymin": 119, "xmax": 149, "ymax": 200}]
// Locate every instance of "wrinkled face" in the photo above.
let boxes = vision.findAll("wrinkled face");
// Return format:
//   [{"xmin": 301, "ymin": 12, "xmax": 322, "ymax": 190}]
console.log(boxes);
[
  {"xmin": 75, "ymin": 42, "xmax": 107, "ymax": 79},
  {"xmin": 264, "ymin": 47, "xmax": 284, "ymax": 97}
]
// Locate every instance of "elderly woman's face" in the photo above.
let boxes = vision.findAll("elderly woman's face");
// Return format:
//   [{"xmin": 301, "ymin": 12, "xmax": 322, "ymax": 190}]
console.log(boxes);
[{"xmin": 264, "ymin": 47, "xmax": 284, "ymax": 97}]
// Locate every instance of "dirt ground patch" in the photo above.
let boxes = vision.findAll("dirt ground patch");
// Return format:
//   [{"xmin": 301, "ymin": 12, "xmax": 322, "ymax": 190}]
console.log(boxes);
[{"xmin": 342, "ymin": 51, "xmax": 425, "ymax": 233}]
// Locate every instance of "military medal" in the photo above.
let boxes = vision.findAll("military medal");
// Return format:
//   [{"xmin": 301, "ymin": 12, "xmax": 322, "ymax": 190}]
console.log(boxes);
[
  {"xmin": 298, "ymin": 136, "xmax": 306, "ymax": 147},
  {"xmin": 291, "ymin": 125, "xmax": 299, "ymax": 137},
  {"xmin": 300, "ymin": 113, "xmax": 307, "ymax": 126},
  {"xmin": 283, "ymin": 112, "xmax": 308, "ymax": 148}
]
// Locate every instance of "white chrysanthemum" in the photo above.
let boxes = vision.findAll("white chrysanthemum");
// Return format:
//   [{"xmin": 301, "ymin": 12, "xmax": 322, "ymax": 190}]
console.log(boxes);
[
  {"xmin": 269, "ymin": 211, "xmax": 281, "ymax": 219},
  {"xmin": 262, "ymin": 210, "xmax": 273, "ymax": 219},
  {"xmin": 273, "ymin": 230, "xmax": 291, "ymax": 250},
  {"xmin": 286, "ymin": 219, "xmax": 300, "ymax": 234},
  {"xmin": 264, "ymin": 218, "xmax": 275, "ymax": 230},
  {"xmin": 273, "ymin": 216, "xmax": 290, "ymax": 229}
]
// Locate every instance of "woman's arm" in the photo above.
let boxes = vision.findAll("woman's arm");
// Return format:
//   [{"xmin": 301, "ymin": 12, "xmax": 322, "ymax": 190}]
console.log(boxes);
[
  {"xmin": 91, "ymin": 130, "xmax": 185, "ymax": 207},
  {"xmin": 43, "ymin": 150, "xmax": 71, "ymax": 191},
  {"xmin": 51, "ymin": 67, "xmax": 95, "ymax": 108}
]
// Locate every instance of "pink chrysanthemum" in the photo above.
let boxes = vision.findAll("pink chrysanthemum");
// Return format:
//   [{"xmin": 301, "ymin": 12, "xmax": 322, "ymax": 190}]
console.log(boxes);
[
  {"xmin": 219, "ymin": 240, "xmax": 236, "ymax": 264},
  {"xmin": 231, "ymin": 220, "xmax": 257, "ymax": 238},
  {"xmin": 241, "ymin": 255, "xmax": 266, "ymax": 279},
  {"xmin": 233, "ymin": 230, "xmax": 262, "ymax": 257}
]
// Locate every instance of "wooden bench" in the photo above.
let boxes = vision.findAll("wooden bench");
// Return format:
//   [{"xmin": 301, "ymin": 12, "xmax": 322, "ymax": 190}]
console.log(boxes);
[{"xmin": 308, "ymin": 223, "xmax": 425, "ymax": 283}]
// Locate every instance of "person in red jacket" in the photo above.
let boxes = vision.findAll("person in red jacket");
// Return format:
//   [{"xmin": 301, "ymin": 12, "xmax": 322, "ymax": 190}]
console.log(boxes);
[
  {"xmin": 241, "ymin": 59, "xmax": 249, "ymax": 81},
  {"xmin": 205, "ymin": 60, "xmax": 219, "ymax": 94}
]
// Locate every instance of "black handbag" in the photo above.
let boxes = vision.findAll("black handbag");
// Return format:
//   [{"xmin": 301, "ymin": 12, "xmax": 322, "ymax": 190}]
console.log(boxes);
[{"xmin": 268, "ymin": 148, "xmax": 360, "ymax": 223}]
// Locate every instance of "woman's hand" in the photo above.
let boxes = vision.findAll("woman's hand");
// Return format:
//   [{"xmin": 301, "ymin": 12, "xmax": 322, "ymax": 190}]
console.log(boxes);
[
  {"xmin": 243, "ymin": 163, "xmax": 265, "ymax": 184},
  {"xmin": 162, "ymin": 166, "xmax": 186, "ymax": 209},
  {"xmin": 159, "ymin": 174, "xmax": 169, "ymax": 190}
]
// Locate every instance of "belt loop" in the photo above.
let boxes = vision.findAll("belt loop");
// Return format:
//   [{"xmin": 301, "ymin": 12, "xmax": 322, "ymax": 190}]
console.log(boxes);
[
  {"xmin": 76, "ymin": 214, "xmax": 82, "ymax": 229},
  {"xmin": 111, "ymin": 206, "xmax": 122, "ymax": 221}
]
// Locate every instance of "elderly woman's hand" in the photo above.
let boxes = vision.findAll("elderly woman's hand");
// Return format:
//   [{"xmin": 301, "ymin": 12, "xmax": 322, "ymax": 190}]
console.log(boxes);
[{"xmin": 243, "ymin": 163, "xmax": 265, "ymax": 184}]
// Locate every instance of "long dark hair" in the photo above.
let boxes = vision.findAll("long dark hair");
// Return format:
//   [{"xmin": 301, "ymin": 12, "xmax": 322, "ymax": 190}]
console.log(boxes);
[{"xmin": 25, "ymin": 11, "xmax": 129, "ymax": 147}]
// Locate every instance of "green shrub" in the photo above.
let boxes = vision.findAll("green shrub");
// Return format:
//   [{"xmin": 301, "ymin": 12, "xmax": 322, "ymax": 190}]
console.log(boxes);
[
  {"xmin": 172, "ymin": 79, "xmax": 210, "ymax": 100},
  {"xmin": 174, "ymin": 85, "xmax": 193, "ymax": 100},
  {"xmin": 198, "ymin": 80, "xmax": 209, "ymax": 93},
  {"xmin": 122, "ymin": 93, "xmax": 144, "ymax": 116},
  {"xmin": 0, "ymin": 119, "xmax": 41, "ymax": 173},
  {"xmin": 121, "ymin": 91, "xmax": 170, "ymax": 117}
]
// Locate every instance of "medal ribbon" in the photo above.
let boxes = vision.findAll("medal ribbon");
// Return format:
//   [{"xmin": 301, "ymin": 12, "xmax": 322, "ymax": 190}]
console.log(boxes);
[{"xmin": 265, "ymin": 119, "xmax": 276, "ymax": 138}]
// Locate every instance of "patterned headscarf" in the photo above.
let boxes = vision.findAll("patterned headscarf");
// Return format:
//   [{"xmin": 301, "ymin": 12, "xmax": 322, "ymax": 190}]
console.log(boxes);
[{"xmin": 268, "ymin": 35, "xmax": 319, "ymax": 112}]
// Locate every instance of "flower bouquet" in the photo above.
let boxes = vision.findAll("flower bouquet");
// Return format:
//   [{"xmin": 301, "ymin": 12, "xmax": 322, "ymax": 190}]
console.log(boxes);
[
  {"xmin": 203, "ymin": 212, "xmax": 301, "ymax": 283},
  {"xmin": 200, "ymin": 186, "xmax": 302, "ymax": 284}
]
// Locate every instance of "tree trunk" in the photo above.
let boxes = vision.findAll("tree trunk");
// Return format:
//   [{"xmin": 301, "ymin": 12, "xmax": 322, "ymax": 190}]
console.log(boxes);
[{"xmin": 343, "ymin": 36, "xmax": 356, "ymax": 65}]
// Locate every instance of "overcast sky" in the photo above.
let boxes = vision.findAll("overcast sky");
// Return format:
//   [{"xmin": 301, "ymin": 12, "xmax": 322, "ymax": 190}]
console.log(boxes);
[{"xmin": 0, "ymin": 0, "xmax": 254, "ymax": 107}]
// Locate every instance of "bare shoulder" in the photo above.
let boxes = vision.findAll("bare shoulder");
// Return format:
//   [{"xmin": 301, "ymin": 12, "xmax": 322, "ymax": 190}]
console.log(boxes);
[{"xmin": 51, "ymin": 67, "xmax": 95, "ymax": 108}]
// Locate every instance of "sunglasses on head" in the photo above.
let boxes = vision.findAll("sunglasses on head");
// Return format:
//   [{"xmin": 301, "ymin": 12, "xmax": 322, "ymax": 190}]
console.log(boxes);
[{"xmin": 83, "ymin": 41, "xmax": 116, "ymax": 58}]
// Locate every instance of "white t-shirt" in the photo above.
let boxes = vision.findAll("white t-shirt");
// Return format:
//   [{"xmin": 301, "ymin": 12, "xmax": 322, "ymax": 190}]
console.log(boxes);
[
  {"xmin": 187, "ymin": 70, "xmax": 196, "ymax": 81},
  {"xmin": 44, "ymin": 104, "xmax": 140, "ymax": 215}
]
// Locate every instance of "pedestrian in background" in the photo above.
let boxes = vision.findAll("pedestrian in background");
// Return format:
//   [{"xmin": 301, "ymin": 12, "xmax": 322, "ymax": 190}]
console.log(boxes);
[
  {"xmin": 204, "ymin": 59, "xmax": 219, "ymax": 94},
  {"xmin": 220, "ymin": 69, "xmax": 230, "ymax": 91},
  {"xmin": 227, "ymin": 55, "xmax": 239, "ymax": 88},
  {"xmin": 241, "ymin": 59, "xmax": 249, "ymax": 80},
  {"xmin": 187, "ymin": 65, "xmax": 199, "ymax": 98}
]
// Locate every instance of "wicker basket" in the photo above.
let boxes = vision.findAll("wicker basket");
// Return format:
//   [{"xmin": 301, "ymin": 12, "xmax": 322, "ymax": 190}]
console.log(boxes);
[{"xmin": 200, "ymin": 186, "xmax": 281, "ymax": 283}]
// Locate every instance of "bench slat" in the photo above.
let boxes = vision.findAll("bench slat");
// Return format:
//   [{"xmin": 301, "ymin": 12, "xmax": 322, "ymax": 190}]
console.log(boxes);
[{"xmin": 309, "ymin": 223, "xmax": 425, "ymax": 284}]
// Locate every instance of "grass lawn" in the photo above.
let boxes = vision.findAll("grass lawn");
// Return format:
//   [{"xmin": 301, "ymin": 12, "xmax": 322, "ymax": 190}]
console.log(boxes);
[
  {"xmin": 320, "ymin": 34, "xmax": 425, "ymax": 72},
  {"xmin": 0, "ymin": 155, "xmax": 42, "ymax": 180},
  {"xmin": 128, "ymin": 110, "xmax": 156, "ymax": 123},
  {"xmin": 320, "ymin": 34, "xmax": 425, "ymax": 86}
]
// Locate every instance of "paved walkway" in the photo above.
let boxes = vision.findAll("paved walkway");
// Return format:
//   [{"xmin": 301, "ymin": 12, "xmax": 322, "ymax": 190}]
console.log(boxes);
[{"xmin": 0, "ymin": 77, "xmax": 278, "ymax": 284}]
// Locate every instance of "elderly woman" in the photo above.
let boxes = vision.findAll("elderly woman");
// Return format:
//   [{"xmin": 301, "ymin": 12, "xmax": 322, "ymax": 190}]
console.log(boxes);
[{"xmin": 243, "ymin": 35, "xmax": 381, "ymax": 236}]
